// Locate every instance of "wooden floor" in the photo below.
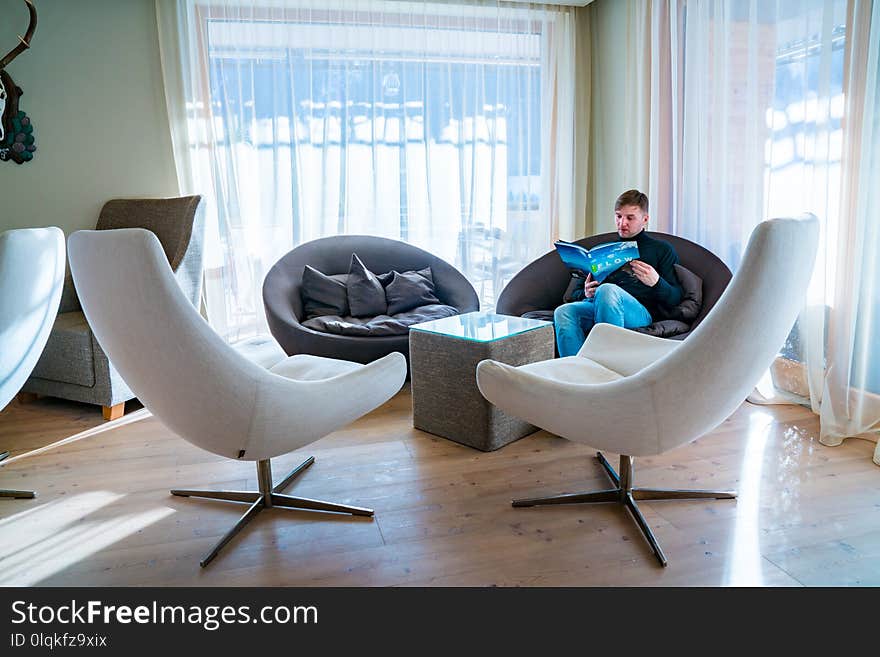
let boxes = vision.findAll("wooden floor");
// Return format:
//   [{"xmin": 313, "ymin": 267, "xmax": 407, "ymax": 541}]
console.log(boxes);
[{"xmin": 1, "ymin": 390, "xmax": 878, "ymax": 587}]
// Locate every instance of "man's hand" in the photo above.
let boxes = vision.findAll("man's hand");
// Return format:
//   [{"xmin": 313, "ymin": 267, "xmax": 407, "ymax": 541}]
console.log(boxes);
[
  {"xmin": 630, "ymin": 260, "xmax": 659, "ymax": 286},
  {"xmin": 583, "ymin": 272, "xmax": 599, "ymax": 299}
]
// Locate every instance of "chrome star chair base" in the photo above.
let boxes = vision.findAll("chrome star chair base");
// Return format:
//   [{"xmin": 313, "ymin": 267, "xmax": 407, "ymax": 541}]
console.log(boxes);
[
  {"xmin": 512, "ymin": 452, "xmax": 736, "ymax": 567},
  {"xmin": 172, "ymin": 456, "xmax": 373, "ymax": 568},
  {"xmin": 0, "ymin": 451, "xmax": 35, "ymax": 499}
]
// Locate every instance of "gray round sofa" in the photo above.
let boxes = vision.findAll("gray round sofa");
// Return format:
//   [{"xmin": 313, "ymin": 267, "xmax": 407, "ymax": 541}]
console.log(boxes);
[
  {"xmin": 496, "ymin": 231, "xmax": 732, "ymax": 341},
  {"xmin": 263, "ymin": 235, "xmax": 479, "ymax": 366}
]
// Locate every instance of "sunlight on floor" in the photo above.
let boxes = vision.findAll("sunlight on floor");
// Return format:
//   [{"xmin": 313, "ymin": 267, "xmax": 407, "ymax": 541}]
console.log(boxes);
[
  {"xmin": 1, "ymin": 408, "xmax": 152, "ymax": 466},
  {"xmin": 0, "ymin": 491, "xmax": 173, "ymax": 586},
  {"xmin": 723, "ymin": 409, "xmax": 775, "ymax": 586}
]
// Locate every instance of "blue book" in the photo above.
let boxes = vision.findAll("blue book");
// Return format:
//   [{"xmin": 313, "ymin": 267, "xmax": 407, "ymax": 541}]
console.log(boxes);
[{"xmin": 554, "ymin": 240, "xmax": 640, "ymax": 283}]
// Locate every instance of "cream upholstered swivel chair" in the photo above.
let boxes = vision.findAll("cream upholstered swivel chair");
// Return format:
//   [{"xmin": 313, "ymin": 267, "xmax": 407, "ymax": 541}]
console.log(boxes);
[
  {"xmin": 68, "ymin": 228, "xmax": 407, "ymax": 567},
  {"xmin": 476, "ymin": 216, "xmax": 819, "ymax": 566},
  {"xmin": 0, "ymin": 227, "xmax": 65, "ymax": 499}
]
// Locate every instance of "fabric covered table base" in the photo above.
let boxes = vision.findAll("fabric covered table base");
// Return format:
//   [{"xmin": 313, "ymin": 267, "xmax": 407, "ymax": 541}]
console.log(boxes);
[{"xmin": 409, "ymin": 325, "xmax": 555, "ymax": 451}]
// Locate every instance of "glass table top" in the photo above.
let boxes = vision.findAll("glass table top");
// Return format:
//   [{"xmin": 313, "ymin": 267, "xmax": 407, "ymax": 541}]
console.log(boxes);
[{"xmin": 410, "ymin": 311, "xmax": 552, "ymax": 343}]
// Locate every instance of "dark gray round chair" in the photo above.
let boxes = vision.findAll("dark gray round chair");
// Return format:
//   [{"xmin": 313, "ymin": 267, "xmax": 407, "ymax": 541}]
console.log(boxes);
[
  {"xmin": 263, "ymin": 235, "xmax": 479, "ymax": 365},
  {"xmin": 496, "ymin": 231, "xmax": 732, "ymax": 341}
]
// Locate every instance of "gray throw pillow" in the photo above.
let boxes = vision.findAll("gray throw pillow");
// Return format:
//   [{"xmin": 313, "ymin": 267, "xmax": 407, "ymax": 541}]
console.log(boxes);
[
  {"xmin": 658, "ymin": 263, "xmax": 703, "ymax": 321},
  {"xmin": 385, "ymin": 267, "xmax": 439, "ymax": 315},
  {"xmin": 347, "ymin": 253, "xmax": 388, "ymax": 317},
  {"xmin": 376, "ymin": 270, "xmax": 395, "ymax": 288},
  {"xmin": 300, "ymin": 265, "xmax": 350, "ymax": 319}
]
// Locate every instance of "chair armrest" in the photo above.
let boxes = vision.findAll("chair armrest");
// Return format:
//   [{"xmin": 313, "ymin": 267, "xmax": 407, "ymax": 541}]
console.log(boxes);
[
  {"xmin": 577, "ymin": 323, "xmax": 681, "ymax": 376},
  {"xmin": 475, "ymin": 358, "xmax": 662, "ymax": 456},
  {"xmin": 248, "ymin": 352, "xmax": 407, "ymax": 459}
]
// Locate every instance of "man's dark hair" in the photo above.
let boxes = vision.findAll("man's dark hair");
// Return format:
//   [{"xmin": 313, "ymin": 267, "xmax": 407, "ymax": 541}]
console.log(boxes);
[{"xmin": 615, "ymin": 189, "xmax": 649, "ymax": 214}]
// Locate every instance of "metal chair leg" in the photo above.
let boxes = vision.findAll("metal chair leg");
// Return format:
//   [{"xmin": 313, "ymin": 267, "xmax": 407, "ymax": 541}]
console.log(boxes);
[
  {"xmin": 633, "ymin": 488, "xmax": 737, "ymax": 501},
  {"xmin": 0, "ymin": 488, "xmax": 36, "ymax": 499},
  {"xmin": 623, "ymin": 493, "xmax": 668, "ymax": 567},
  {"xmin": 273, "ymin": 456, "xmax": 315, "ymax": 493},
  {"xmin": 1, "ymin": 450, "xmax": 35, "ymax": 499},
  {"xmin": 596, "ymin": 451, "xmax": 620, "ymax": 486},
  {"xmin": 200, "ymin": 497, "xmax": 265, "ymax": 568},
  {"xmin": 512, "ymin": 489, "xmax": 619, "ymax": 507},
  {"xmin": 271, "ymin": 493, "xmax": 373, "ymax": 516},
  {"xmin": 171, "ymin": 490, "xmax": 261, "ymax": 504}
]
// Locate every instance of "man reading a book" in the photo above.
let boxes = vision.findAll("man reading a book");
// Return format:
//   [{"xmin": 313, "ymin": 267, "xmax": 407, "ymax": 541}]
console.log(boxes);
[{"xmin": 554, "ymin": 189, "xmax": 683, "ymax": 357}]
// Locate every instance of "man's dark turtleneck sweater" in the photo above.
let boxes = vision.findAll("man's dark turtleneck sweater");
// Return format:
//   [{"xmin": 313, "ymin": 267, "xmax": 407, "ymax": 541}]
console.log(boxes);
[
  {"xmin": 572, "ymin": 230, "xmax": 683, "ymax": 320},
  {"xmin": 606, "ymin": 230, "xmax": 683, "ymax": 319}
]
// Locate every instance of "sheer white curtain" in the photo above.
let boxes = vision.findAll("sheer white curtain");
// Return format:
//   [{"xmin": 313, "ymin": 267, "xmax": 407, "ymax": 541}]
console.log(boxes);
[
  {"xmin": 647, "ymin": 0, "xmax": 880, "ymax": 464},
  {"xmin": 156, "ymin": 0, "xmax": 577, "ymax": 341},
  {"xmin": 825, "ymin": 0, "xmax": 880, "ymax": 464}
]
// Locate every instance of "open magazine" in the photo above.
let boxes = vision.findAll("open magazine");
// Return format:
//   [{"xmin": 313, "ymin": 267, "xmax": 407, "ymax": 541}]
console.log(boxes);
[{"xmin": 554, "ymin": 240, "xmax": 640, "ymax": 283}]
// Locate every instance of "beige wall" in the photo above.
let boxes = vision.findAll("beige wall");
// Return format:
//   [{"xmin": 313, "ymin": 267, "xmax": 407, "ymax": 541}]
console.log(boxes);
[
  {"xmin": 586, "ymin": 0, "xmax": 650, "ymax": 234},
  {"xmin": 0, "ymin": 0, "xmax": 178, "ymax": 235}
]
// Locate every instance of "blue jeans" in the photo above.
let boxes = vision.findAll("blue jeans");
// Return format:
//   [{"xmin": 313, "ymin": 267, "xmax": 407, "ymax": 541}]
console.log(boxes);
[{"xmin": 553, "ymin": 284, "xmax": 653, "ymax": 357}]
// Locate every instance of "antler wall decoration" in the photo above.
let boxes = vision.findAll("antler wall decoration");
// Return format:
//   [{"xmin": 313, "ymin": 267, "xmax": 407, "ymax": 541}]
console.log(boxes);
[{"xmin": 0, "ymin": 0, "xmax": 37, "ymax": 165}]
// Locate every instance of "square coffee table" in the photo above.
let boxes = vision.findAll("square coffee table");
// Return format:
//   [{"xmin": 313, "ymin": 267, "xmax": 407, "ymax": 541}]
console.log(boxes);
[{"xmin": 409, "ymin": 311, "xmax": 555, "ymax": 451}]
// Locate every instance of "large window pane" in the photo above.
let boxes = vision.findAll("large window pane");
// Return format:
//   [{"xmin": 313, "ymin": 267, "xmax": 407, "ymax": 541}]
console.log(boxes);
[{"xmin": 199, "ymin": 9, "xmax": 549, "ymax": 339}]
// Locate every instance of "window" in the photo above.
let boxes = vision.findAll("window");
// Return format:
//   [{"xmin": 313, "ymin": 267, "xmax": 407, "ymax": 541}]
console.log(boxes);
[{"xmin": 191, "ymin": 5, "xmax": 558, "ymax": 339}]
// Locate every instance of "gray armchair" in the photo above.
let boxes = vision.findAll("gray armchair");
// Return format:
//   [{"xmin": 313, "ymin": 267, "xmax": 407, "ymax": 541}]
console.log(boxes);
[
  {"xmin": 496, "ymin": 231, "xmax": 732, "ymax": 341},
  {"xmin": 263, "ymin": 235, "xmax": 479, "ymax": 369},
  {"xmin": 21, "ymin": 196, "xmax": 205, "ymax": 419}
]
